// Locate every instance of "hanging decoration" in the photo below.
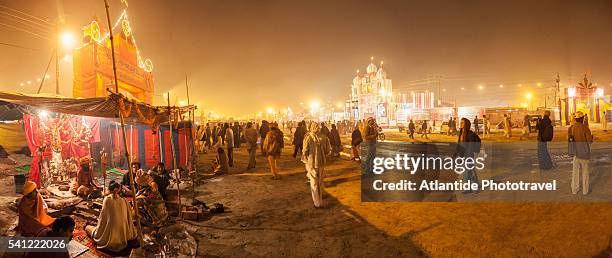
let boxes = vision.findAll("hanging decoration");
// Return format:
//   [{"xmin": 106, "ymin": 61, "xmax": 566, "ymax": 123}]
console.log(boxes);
[{"xmin": 118, "ymin": 97, "xmax": 133, "ymax": 118}]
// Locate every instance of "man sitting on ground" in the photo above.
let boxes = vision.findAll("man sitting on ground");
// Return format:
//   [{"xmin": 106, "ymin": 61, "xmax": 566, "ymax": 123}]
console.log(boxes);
[
  {"xmin": 18, "ymin": 180, "xmax": 55, "ymax": 236},
  {"xmin": 86, "ymin": 181, "xmax": 138, "ymax": 253},
  {"xmin": 150, "ymin": 162, "xmax": 171, "ymax": 201},
  {"xmin": 71, "ymin": 156, "xmax": 100, "ymax": 198},
  {"xmin": 121, "ymin": 161, "xmax": 144, "ymax": 196}
]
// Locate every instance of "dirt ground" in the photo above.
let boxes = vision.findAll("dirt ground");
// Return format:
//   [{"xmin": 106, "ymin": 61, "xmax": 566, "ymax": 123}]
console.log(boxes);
[
  {"xmin": 0, "ymin": 127, "xmax": 611, "ymax": 257},
  {"xmin": 190, "ymin": 140, "xmax": 611, "ymax": 257}
]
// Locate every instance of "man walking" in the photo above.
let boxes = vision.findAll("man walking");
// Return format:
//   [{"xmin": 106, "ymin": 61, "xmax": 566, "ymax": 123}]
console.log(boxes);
[
  {"xmin": 233, "ymin": 122, "xmax": 242, "ymax": 148},
  {"xmin": 205, "ymin": 123, "xmax": 212, "ymax": 150},
  {"xmin": 473, "ymin": 116, "xmax": 480, "ymax": 135},
  {"xmin": 244, "ymin": 122, "xmax": 258, "ymax": 170},
  {"xmin": 420, "ymin": 120, "xmax": 429, "ymax": 139},
  {"xmin": 536, "ymin": 111, "xmax": 554, "ymax": 170},
  {"xmin": 568, "ymin": 111, "xmax": 593, "ymax": 195},
  {"xmin": 482, "ymin": 115, "xmax": 490, "ymax": 138},
  {"xmin": 224, "ymin": 123, "xmax": 234, "ymax": 167},
  {"xmin": 292, "ymin": 121, "xmax": 306, "ymax": 159},
  {"xmin": 362, "ymin": 118, "xmax": 378, "ymax": 174},
  {"xmin": 408, "ymin": 119, "xmax": 415, "ymax": 140},
  {"xmin": 302, "ymin": 122, "xmax": 331, "ymax": 208},
  {"xmin": 503, "ymin": 114, "xmax": 512, "ymax": 138},
  {"xmin": 259, "ymin": 120, "xmax": 270, "ymax": 156}
]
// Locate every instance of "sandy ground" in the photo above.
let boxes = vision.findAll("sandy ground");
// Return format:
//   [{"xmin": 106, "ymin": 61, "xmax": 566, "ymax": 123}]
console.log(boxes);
[
  {"xmin": 0, "ymin": 127, "xmax": 610, "ymax": 257},
  {"xmin": 190, "ymin": 141, "xmax": 611, "ymax": 257}
]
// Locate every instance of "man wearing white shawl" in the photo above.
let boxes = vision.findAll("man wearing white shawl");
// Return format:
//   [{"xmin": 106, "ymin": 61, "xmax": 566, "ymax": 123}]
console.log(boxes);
[
  {"xmin": 302, "ymin": 122, "xmax": 331, "ymax": 208},
  {"xmin": 86, "ymin": 181, "xmax": 138, "ymax": 252}
]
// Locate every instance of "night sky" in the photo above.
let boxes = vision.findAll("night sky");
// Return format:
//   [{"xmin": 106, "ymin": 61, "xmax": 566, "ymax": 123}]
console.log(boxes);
[{"xmin": 1, "ymin": 0, "xmax": 612, "ymax": 117}]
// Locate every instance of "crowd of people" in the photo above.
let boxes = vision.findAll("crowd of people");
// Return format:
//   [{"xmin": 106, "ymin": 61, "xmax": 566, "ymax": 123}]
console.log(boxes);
[
  {"xmin": 196, "ymin": 119, "xmax": 377, "ymax": 207},
  {"xmin": 16, "ymin": 159, "xmax": 173, "ymax": 256},
  {"xmin": 13, "ymin": 111, "xmax": 600, "ymax": 256}
]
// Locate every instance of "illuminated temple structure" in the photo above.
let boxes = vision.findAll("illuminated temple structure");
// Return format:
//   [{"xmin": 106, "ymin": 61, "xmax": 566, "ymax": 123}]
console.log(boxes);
[
  {"xmin": 347, "ymin": 57, "xmax": 437, "ymax": 126},
  {"xmin": 348, "ymin": 57, "xmax": 394, "ymax": 124},
  {"xmin": 73, "ymin": 13, "xmax": 155, "ymax": 104}
]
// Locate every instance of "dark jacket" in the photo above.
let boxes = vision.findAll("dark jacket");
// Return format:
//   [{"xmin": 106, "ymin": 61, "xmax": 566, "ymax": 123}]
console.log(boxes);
[
  {"xmin": 456, "ymin": 120, "xmax": 481, "ymax": 157},
  {"xmin": 320, "ymin": 125, "xmax": 330, "ymax": 138},
  {"xmin": 537, "ymin": 116, "xmax": 553, "ymax": 142},
  {"xmin": 568, "ymin": 123, "xmax": 593, "ymax": 159},
  {"xmin": 351, "ymin": 129, "xmax": 363, "ymax": 146},
  {"xmin": 293, "ymin": 125, "xmax": 306, "ymax": 146},
  {"xmin": 329, "ymin": 128, "xmax": 341, "ymax": 147},
  {"xmin": 259, "ymin": 123, "xmax": 270, "ymax": 139}
]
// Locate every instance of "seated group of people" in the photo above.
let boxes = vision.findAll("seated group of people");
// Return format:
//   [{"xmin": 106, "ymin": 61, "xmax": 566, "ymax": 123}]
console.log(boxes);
[{"xmin": 17, "ymin": 160, "xmax": 173, "ymax": 255}]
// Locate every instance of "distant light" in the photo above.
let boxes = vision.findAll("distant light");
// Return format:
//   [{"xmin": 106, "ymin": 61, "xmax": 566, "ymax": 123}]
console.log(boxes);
[
  {"xmin": 45, "ymin": 74, "xmax": 50, "ymax": 79},
  {"xmin": 518, "ymin": 84, "xmax": 523, "ymax": 87},
  {"xmin": 478, "ymin": 85, "xmax": 484, "ymax": 90},
  {"xmin": 309, "ymin": 101, "xmax": 320, "ymax": 110},
  {"xmin": 442, "ymin": 88, "xmax": 446, "ymax": 92},
  {"xmin": 178, "ymin": 100, "xmax": 187, "ymax": 106},
  {"xmin": 336, "ymin": 103, "xmax": 343, "ymax": 108},
  {"xmin": 60, "ymin": 31, "xmax": 76, "ymax": 49},
  {"xmin": 537, "ymin": 82, "xmax": 542, "ymax": 87},
  {"xmin": 266, "ymin": 107, "xmax": 274, "ymax": 114},
  {"xmin": 63, "ymin": 55, "xmax": 71, "ymax": 62},
  {"xmin": 526, "ymin": 92, "xmax": 533, "ymax": 100},
  {"xmin": 499, "ymin": 84, "xmax": 503, "ymax": 88},
  {"xmin": 36, "ymin": 78, "xmax": 41, "ymax": 82},
  {"xmin": 460, "ymin": 87, "xmax": 465, "ymax": 90},
  {"xmin": 39, "ymin": 110, "xmax": 49, "ymax": 118},
  {"xmin": 596, "ymin": 88, "xmax": 604, "ymax": 97},
  {"xmin": 20, "ymin": 83, "xmax": 24, "ymax": 87},
  {"xmin": 568, "ymin": 87, "xmax": 576, "ymax": 98},
  {"xmin": 27, "ymin": 81, "xmax": 31, "ymax": 84}
]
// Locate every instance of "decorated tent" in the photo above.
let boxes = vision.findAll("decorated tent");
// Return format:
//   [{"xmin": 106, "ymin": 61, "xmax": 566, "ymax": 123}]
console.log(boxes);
[{"xmin": 0, "ymin": 91, "xmax": 195, "ymax": 185}]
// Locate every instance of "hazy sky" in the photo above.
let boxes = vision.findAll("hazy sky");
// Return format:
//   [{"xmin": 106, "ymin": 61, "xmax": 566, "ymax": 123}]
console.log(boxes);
[{"xmin": 1, "ymin": 0, "xmax": 612, "ymax": 116}]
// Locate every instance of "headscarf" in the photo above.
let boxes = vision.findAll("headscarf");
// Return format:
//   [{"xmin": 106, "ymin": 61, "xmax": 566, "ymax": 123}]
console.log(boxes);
[
  {"xmin": 309, "ymin": 121, "xmax": 320, "ymax": 135},
  {"xmin": 23, "ymin": 180, "xmax": 37, "ymax": 195}
]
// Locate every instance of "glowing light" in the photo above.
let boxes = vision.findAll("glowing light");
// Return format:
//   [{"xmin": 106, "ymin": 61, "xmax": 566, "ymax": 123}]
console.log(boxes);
[
  {"xmin": 460, "ymin": 87, "xmax": 465, "ymax": 90},
  {"xmin": 442, "ymin": 88, "xmax": 446, "ymax": 92},
  {"xmin": 45, "ymin": 74, "xmax": 50, "ymax": 79},
  {"xmin": 518, "ymin": 84, "xmax": 523, "ymax": 87},
  {"xmin": 60, "ymin": 31, "xmax": 76, "ymax": 49},
  {"xmin": 266, "ymin": 107, "xmax": 274, "ymax": 114},
  {"xmin": 537, "ymin": 82, "xmax": 542, "ymax": 87},
  {"xmin": 478, "ymin": 85, "xmax": 484, "ymax": 90},
  {"xmin": 499, "ymin": 84, "xmax": 504, "ymax": 88},
  {"xmin": 309, "ymin": 101, "xmax": 320, "ymax": 110},
  {"xmin": 63, "ymin": 55, "xmax": 71, "ymax": 62},
  {"xmin": 526, "ymin": 92, "xmax": 533, "ymax": 100},
  {"xmin": 178, "ymin": 100, "xmax": 187, "ymax": 106},
  {"xmin": 27, "ymin": 81, "xmax": 31, "ymax": 84},
  {"xmin": 20, "ymin": 83, "xmax": 24, "ymax": 87},
  {"xmin": 596, "ymin": 88, "xmax": 604, "ymax": 97},
  {"xmin": 38, "ymin": 110, "xmax": 49, "ymax": 118},
  {"xmin": 568, "ymin": 87, "xmax": 576, "ymax": 98},
  {"xmin": 36, "ymin": 78, "xmax": 41, "ymax": 82}
]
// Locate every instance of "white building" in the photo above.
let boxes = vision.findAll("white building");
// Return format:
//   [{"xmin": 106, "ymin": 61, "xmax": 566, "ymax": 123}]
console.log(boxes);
[{"xmin": 348, "ymin": 57, "xmax": 394, "ymax": 125}]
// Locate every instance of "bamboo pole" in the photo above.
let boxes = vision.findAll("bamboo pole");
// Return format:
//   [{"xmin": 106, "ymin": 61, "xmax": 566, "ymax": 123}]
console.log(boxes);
[
  {"xmin": 167, "ymin": 92, "xmax": 182, "ymax": 217},
  {"xmin": 103, "ymin": 0, "xmax": 144, "ymax": 246}
]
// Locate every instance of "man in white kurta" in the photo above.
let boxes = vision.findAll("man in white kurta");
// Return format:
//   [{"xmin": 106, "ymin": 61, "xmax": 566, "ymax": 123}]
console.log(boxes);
[{"xmin": 302, "ymin": 122, "xmax": 331, "ymax": 208}]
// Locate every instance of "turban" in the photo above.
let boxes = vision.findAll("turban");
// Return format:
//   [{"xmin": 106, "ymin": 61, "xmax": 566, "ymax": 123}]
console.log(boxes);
[{"xmin": 22, "ymin": 180, "xmax": 37, "ymax": 195}]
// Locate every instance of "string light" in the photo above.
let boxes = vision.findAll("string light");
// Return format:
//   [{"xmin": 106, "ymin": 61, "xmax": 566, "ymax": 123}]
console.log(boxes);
[{"xmin": 92, "ymin": 9, "xmax": 153, "ymax": 72}]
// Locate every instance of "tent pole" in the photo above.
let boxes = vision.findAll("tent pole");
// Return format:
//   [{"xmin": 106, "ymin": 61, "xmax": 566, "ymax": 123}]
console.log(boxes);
[
  {"xmin": 168, "ymin": 92, "xmax": 182, "ymax": 217},
  {"xmin": 103, "ymin": 0, "xmax": 144, "ymax": 246}
]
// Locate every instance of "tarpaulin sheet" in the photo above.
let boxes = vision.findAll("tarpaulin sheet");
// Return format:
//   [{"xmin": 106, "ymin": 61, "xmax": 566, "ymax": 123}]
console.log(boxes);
[
  {"xmin": 0, "ymin": 91, "xmax": 194, "ymax": 123},
  {"xmin": 0, "ymin": 122, "xmax": 27, "ymax": 153}
]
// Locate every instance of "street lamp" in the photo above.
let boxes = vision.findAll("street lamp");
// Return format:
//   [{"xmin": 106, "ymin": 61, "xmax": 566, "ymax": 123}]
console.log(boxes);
[{"xmin": 60, "ymin": 31, "xmax": 75, "ymax": 49}]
